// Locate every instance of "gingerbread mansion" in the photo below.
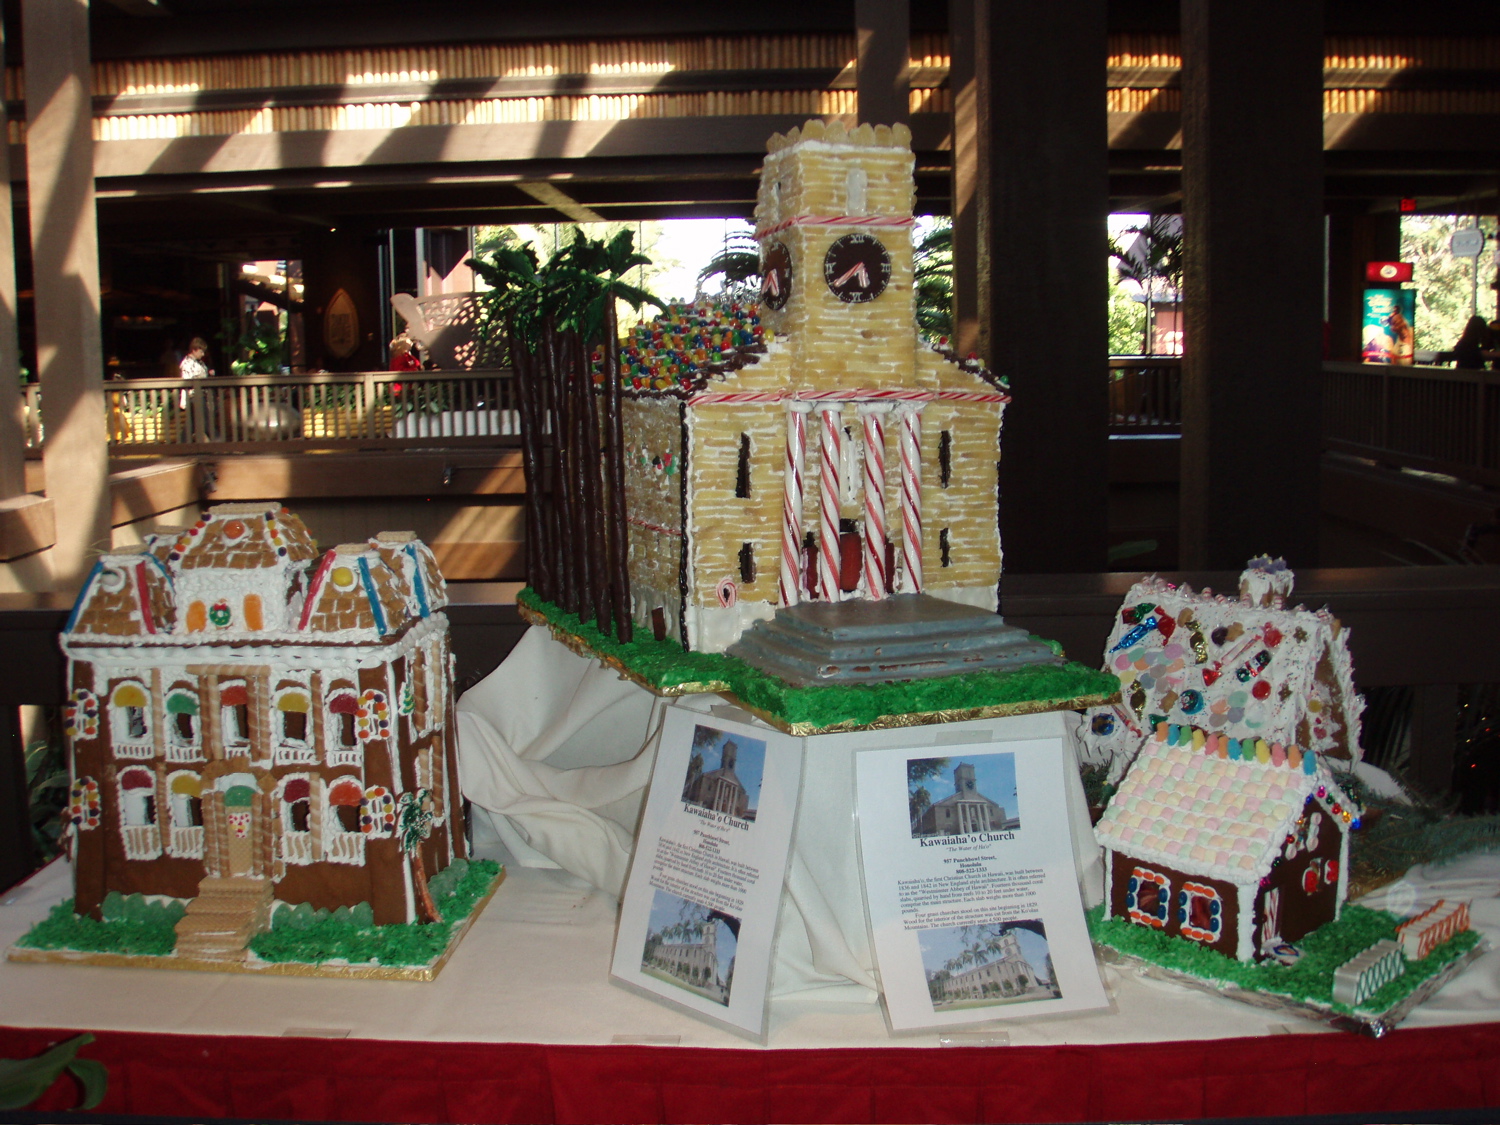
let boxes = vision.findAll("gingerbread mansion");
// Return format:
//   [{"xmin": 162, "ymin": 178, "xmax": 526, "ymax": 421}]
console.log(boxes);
[{"xmin": 60, "ymin": 504, "xmax": 464, "ymax": 954}]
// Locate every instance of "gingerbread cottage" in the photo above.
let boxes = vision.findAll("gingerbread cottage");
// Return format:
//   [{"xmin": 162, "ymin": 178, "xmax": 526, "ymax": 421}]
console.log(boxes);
[
  {"xmin": 1087, "ymin": 559, "xmax": 1366, "ymax": 961},
  {"xmin": 621, "ymin": 121, "xmax": 1012, "ymax": 653},
  {"xmin": 61, "ymin": 504, "xmax": 463, "ymax": 956}
]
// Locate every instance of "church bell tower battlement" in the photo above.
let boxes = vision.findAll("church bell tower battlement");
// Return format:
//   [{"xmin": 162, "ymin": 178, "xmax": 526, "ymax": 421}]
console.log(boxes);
[{"xmin": 754, "ymin": 120, "xmax": 920, "ymax": 386}]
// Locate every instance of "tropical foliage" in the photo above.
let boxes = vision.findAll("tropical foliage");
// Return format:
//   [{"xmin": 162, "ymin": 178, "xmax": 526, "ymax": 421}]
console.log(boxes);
[
  {"xmin": 0, "ymin": 1034, "xmax": 106, "ymax": 1112},
  {"xmin": 1109, "ymin": 216, "xmax": 1183, "ymax": 356},
  {"xmin": 1401, "ymin": 214, "xmax": 1499, "ymax": 354},
  {"xmin": 467, "ymin": 228, "xmax": 664, "ymax": 350}
]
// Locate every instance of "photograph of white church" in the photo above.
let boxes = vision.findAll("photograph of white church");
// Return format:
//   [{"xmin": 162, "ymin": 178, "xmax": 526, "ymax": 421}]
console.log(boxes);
[
  {"xmin": 920, "ymin": 921, "xmax": 1058, "ymax": 1011},
  {"xmin": 909, "ymin": 753, "xmax": 1020, "ymax": 839},
  {"xmin": 681, "ymin": 724, "xmax": 764, "ymax": 823}
]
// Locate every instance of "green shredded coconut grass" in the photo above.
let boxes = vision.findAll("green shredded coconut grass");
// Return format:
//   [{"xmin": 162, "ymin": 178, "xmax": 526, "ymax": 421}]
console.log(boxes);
[
  {"xmin": 248, "ymin": 859, "xmax": 501, "ymax": 967},
  {"xmin": 19, "ymin": 897, "xmax": 182, "ymax": 957},
  {"xmin": 1089, "ymin": 903, "xmax": 1481, "ymax": 1014},
  {"xmin": 519, "ymin": 588, "xmax": 1118, "ymax": 730}
]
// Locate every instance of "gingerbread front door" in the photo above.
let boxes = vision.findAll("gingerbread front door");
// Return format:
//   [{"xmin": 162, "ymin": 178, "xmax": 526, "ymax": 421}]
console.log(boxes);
[{"xmin": 222, "ymin": 783, "xmax": 257, "ymax": 876}]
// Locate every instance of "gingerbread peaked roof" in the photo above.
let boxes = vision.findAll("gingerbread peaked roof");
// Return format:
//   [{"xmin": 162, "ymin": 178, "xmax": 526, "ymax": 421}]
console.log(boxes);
[
  {"xmin": 1083, "ymin": 561, "xmax": 1365, "ymax": 773},
  {"xmin": 299, "ymin": 541, "xmax": 417, "ymax": 637},
  {"xmin": 65, "ymin": 550, "xmax": 175, "ymax": 637},
  {"xmin": 63, "ymin": 504, "xmax": 440, "ymax": 647},
  {"xmin": 1095, "ymin": 723, "xmax": 1359, "ymax": 886}
]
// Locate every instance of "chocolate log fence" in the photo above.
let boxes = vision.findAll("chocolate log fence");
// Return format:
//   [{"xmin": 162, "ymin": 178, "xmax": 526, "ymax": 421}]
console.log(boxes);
[{"xmin": 510, "ymin": 312, "xmax": 633, "ymax": 642}]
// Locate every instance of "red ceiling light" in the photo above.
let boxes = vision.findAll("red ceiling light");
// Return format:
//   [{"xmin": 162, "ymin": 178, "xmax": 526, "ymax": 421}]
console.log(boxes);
[
  {"xmin": 1366, "ymin": 261, "xmax": 1414, "ymax": 283},
  {"xmin": 1399, "ymin": 197, "xmax": 1417, "ymax": 213}
]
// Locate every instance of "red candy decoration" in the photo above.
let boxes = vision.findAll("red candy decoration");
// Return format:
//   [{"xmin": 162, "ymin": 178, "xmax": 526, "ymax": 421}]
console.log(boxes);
[
  {"xmin": 1156, "ymin": 614, "xmax": 1176, "ymax": 642},
  {"xmin": 1302, "ymin": 866, "xmax": 1320, "ymax": 894},
  {"xmin": 1263, "ymin": 624, "xmax": 1283, "ymax": 647},
  {"xmin": 1252, "ymin": 680, "xmax": 1272, "ymax": 700}
]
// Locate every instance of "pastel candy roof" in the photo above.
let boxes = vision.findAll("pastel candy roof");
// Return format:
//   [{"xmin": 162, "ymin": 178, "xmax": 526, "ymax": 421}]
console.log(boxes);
[{"xmin": 1095, "ymin": 730, "xmax": 1354, "ymax": 885}]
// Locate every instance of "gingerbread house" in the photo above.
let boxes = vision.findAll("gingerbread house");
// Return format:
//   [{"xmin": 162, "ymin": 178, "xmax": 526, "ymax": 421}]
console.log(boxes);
[
  {"xmin": 621, "ymin": 121, "xmax": 1011, "ymax": 653},
  {"xmin": 60, "ymin": 504, "xmax": 463, "ymax": 956},
  {"xmin": 1087, "ymin": 559, "xmax": 1366, "ymax": 961}
]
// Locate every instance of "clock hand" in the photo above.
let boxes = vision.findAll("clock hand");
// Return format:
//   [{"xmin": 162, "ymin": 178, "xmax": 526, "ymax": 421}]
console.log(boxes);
[
  {"xmin": 833, "ymin": 262, "xmax": 869, "ymax": 289},
  {"xmin": 762, "ymin": 272, "xmax": 781, "ymax": 297}
]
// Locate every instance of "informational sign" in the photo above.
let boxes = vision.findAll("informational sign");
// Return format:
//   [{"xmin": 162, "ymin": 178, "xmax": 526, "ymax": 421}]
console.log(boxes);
[
  {"xmin": 1450, "ymin": 226, "xmax": 1486, "ymax": 259},
  {"xmin": 855, "ymin": 735, "xmax": 1108, "ymax": 1033},
  {"xmin": 611, "ymin": 704, "xmax": 803, "ymax": 1042},
  {"xmin": 1362, "ymin": 288, "xmax": 1416, "ymax": 366},
  {"xmin": 1365, "ymin": 261, "xmax": 1413, "ymax": 283}
]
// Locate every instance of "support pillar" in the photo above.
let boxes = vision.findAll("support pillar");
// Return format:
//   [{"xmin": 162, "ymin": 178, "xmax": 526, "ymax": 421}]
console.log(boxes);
[
  {"xmin": 816, "ymin": 405, "xmax": 843, "ymax": 601},
  {"xmin": 0, "ymin": 12, "xmax": 25, "ymax": 502},
  {"xmin": 948, "ymin": 0, "xmax": 984, "ymax": 357},
  {"xmin": 987, "ymin": 0, "xmax": 1109, "ymax": 573},
  {"xmin": 778, "ymin": 403, "xmax": 810, "ymax": 607},
  {"xmin": 1179, "ymin": 0, "xmax": 1324, "ymax": 569},
  {"xmin": 858, "ymin": 403, "xmax": 890, "ymax": 599},
  {"xmin": 855, "ymin": 0, "xmax": 910, "ymax": 127},
  {"xmin": 897, "ymin": 403, "xmax": 924, "ymax": 593},
  {"xmin": 22, "ymin": 0, "xmax": 110, "ymax": 588}
]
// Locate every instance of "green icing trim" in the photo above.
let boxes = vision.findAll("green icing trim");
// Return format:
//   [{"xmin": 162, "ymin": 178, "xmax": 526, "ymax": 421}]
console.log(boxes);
[
  {"xmin": 518, "ymin": 588, "xmax": 1118, "ymax": 731},
  {"xmin": 247, "ymin": 859, "xmax": 501, "ymax": 968},
  {"xmin": 1088, "ymin": 903, "xmax": 1481, "ymax": 1014}
]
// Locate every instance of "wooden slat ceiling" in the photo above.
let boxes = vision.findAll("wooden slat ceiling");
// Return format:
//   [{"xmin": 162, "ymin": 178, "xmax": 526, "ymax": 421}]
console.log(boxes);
[{"xmin": 3, "ymin": 1, "xmax": 1493, "ymax": 253}]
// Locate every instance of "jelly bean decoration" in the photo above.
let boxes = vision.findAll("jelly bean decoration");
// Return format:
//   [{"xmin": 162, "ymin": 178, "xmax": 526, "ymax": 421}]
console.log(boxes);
[
  {"xmin": 1210, "ymin": 626, "xmax": 1228, "ymax": 646},
  {"xmin": 1302, "ymin": 866, "xmax": 1320, "ymax": 894},
  {"xmin": 1252, "ymin": 680, "xmax": 1272, "ymax": 700},
  {"xmin": 1263, "ymin": 624, "xmax": 1283, "ymax": 647}
]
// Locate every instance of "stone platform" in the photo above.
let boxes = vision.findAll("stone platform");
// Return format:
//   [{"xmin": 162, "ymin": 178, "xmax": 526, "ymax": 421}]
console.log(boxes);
[{"xmin": 726, "ymin": 594, "xmax": 1063, "ymax": 686}]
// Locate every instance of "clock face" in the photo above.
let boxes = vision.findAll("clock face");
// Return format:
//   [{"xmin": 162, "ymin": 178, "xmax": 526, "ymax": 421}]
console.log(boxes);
[
  {"xmin": 760, "ymin": 241, "xmax": 792, "ymax": 311},
  {"xmin": 823, "ymin": 232, "xmax": 891, "ymax": 303}
]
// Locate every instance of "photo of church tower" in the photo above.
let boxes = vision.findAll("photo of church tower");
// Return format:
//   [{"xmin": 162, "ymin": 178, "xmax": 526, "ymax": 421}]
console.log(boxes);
[
  {"xmin": 910, "ymin": 754, "xmax": 1020, "ymax": 839},
  {"xmin": 681, "ymin": 724, "xmax": 763, "ymax": 822}
]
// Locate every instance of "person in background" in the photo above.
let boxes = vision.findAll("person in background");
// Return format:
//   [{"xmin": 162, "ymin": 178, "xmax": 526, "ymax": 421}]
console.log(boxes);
[
  {"xmin": 388, "ymin": 333, "xmax": 423, "ymax": 372},
  {"xmin": 1452, "ymin": 315, "xmax": 1494, "ymax": 370},
  {"xmin": 179, "ymin": 336, "xmax": 215, "ymax": 439}
]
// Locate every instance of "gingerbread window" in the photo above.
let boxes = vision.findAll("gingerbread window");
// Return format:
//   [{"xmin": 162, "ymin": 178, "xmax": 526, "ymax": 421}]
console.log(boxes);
[
  {"xmin": 1126, "ymin": 866, "xmax": 1170, "ymax": 929},
  {"xmin": 165, "ymin": 690, "xmax": 201, "ymax": 759},
  {"xmin": 219, "ymin": 681, "xmax": 250, "ymax": 750},
  {"xmin": 110, "ymin": 682, "xmax": 152, "ymax": 757},
  {"xmin": 1177, "ymin": 881, "xmax": 1224, "ymax": 944},
  {"xmin": 328, "ymin": 777, "xmax": 364, "ymax": 835},
  {"xmin": 275, "ymin": 688, "xmax": 312, "ymax": 758}
]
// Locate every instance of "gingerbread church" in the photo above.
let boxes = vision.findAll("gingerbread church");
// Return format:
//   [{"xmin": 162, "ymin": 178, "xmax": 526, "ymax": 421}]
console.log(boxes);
[
  {"xmin": 618, "ymin": 120, "xmax": 1053, "ymax": 681},
  {"xmin": 60, "ymin": 504, "xmax": 463, "ymax": 958}
]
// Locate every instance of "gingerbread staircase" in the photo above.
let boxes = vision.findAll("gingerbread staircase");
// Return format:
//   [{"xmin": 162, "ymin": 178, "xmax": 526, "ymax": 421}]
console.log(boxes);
[{"xmin": 173, "ymin": 876, "xmax": 274, "ymax": 961}]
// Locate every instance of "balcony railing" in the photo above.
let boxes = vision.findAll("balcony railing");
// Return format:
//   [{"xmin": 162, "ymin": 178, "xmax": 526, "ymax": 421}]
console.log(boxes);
[
  {"xmin": 325, "ymin": 829, "xmax": 363, "ymax": 864},
  {"xmin": 121, "ymin": 823, "xmax": 162, "ymax": 861},
  {"xmin": 22, "ymin": 369, "xmax": 521, "ymax": 455},
  {"xmin": 1323, "ymin": 361, "xmax": 1500, "ymax": 489},
  {"xmin": 1108, "ymin": 356, "xmax": 1181, "ymax": 434}
]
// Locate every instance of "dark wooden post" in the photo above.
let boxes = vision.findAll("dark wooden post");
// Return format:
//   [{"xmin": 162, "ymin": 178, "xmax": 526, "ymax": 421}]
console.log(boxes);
[
  {"xmin": 987, "ymin": 0, "xmax": 1110, "ymax": 574},
  {"xmin": 1179, "ymin": 0, "xmax": 1325, "ymax": 569},
  {"xmin": 948, "ymin": 0, "xmax": 984, "ymax": 358},
  {"xmin": 603, "ymin": 300, "xmax": 633, "ymax": 641},
  {"xmin": 855, "ymin": 0, "xmax": 910, "ymax": 127}
]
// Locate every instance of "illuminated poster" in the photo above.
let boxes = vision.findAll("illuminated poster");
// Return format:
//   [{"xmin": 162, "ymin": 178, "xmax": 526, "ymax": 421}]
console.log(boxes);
[{"xmin": 1362, "ymin": 289, "xmax": 1416, "ymax": 366}]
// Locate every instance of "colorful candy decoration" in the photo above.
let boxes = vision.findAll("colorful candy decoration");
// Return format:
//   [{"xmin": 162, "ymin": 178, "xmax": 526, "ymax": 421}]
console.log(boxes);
[
  {"xmin": 1177, "ymin": 881, "xmax": 1223, "ymax": 944},
  {"xmin": 1126, "ymin": 867, "xmax": 1170, "ymax": 928},
  {"xmin": 610, "ymin": 301, "xmax": 765, "ymax": 392},
  {"xmin": 208, "ymin": 600, "xmax": 232, "ymax": 627},
  {"xmin": 356, "ymin": 689, "xmax": 391, "ymax": 741},
  {"xmin": 398, "ymin": 680, "xmax": 415, "ymax": 717},
  {"xmin": 67, "ymin": 777, "xmax": 101, "ymax": 830},
  {"xmin": 360, "ymin": 785, "xmax": 397, "ymax": 835},
  {"xmin": 64, "ymin": 689, "xmax": 99, "ymax": 740}
]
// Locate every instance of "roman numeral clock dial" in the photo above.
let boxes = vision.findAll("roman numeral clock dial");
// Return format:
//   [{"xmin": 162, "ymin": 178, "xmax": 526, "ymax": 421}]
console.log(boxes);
[
  {"xmin": 760, "ymin": 240, "xmax": 792, "ymax": 310},
  {"xmin": 823, "ymin": 232, "xmax": 891, "ymax": 303}
]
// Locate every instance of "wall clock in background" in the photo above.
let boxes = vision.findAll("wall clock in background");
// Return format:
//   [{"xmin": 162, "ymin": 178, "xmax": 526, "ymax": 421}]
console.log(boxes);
[
  {"xmin": 823, "ymin": 232, "xmax": 891, "ymax": 303},
  {"xmin": 761, "ymin": 241, "xmax": 792, "ymax": 310}
]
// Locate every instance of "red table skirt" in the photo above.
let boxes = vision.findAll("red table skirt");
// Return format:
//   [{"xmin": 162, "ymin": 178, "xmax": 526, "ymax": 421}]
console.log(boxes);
[{"xmin": 4, "ymin": 1023, "xmax": 1500, "ymax": 1123}]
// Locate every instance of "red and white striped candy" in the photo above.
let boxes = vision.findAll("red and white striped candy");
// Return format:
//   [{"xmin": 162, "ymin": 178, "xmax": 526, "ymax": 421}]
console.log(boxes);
[
  {"xmin": 779, "ymin": 406, "xmax": 808, "ymax": 606},
  {"xmin": 860, "ymin": 406, "xmax": 888, "ymax": 599},
  {"xmin": 817, "ymin": 406, "xmax": 843, "ymax": 600},
  {"xmin": 898, "ymin": 405, "xmax": 923, "ymax": 593}
]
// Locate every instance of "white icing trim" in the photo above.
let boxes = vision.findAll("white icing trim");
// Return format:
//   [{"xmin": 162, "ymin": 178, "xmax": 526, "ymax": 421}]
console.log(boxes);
[
  {"xmin": 926, "ymin": 584, "xmax": 999, "ymax": 612},
  {"xmin": 684, "ymin": 599, "xmax": 777, "ymax": 654}
]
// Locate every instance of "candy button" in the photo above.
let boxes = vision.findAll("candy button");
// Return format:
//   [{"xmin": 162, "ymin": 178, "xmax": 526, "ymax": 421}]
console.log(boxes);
[
  {"xmin": 1114, "ymin": 653, "xmax": 1132, "ymax": 671},
  {"xmin": 1252, "ymin": 680, "xmax": 1272, "ymax": 700}
]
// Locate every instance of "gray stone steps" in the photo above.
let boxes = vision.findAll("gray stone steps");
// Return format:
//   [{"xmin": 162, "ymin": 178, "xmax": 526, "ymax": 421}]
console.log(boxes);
[{"xmin": 727, "ymin": 593, "xmax": 1063, "ymax": 686}]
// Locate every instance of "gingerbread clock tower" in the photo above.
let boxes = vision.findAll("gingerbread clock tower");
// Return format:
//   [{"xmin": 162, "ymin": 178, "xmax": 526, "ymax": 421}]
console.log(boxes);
[{"xmin": 617, "ymin": 119, "xmax": 1057, "ymax": 681}]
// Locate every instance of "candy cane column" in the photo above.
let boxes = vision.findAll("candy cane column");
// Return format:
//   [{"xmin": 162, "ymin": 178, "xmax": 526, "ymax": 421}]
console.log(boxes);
[
  {"xmin": 896, "ymin": 403, "xmax": 923, "ymax": 593},
  {"xmin": 858, "ymin": 402, "xmax": 892, "ymax": 599},
  {"xmin": 778, "ymin": 402, "xmax": 812, "ymax": 606},
  {"xmin": 816, "ymin": 404, "xmax": 843, "ymax": 600}
]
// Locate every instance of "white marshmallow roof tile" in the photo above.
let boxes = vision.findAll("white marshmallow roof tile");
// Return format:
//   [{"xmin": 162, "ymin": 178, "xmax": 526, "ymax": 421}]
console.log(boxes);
[{"xmin": 1095, "ymin": 737, "xmax": 1340, "ymax": 885}]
